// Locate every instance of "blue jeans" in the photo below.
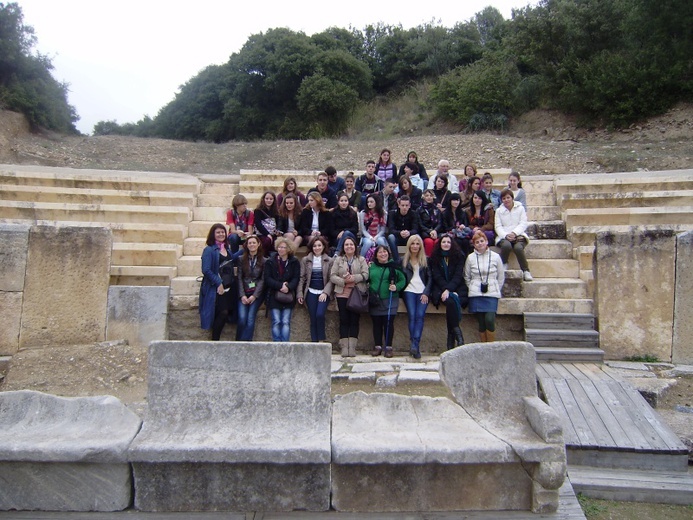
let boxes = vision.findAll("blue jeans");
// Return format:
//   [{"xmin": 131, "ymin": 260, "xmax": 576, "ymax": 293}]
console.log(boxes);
[
  {"xmin": 305, "ymin": 291, "xmax": 329, "ymax": 341},
  {"xmin": 236, "ymin": 297, "xmax": 263, "ymax": 341},
  {"xmin": 387, "ymin": 234, "xmax": 408, "ymax": 264},
  {"xmin": 335, "ymin": 231, "xmax": 357, "ymax": 256},
  {"xmin": 360, "ymin": 236, "xmax": 387, "ymax": 257},
  {"xmin": 270, "ymin": 307, "xmax": 293, "ymax": 342},
  {"xmin": 403, "ymin": 291, "xmax": 428, "ymax": 351}
]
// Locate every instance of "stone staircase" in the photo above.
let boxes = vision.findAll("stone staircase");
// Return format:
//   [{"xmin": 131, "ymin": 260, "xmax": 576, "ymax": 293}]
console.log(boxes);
[{"xmin": 525, "ymin": 313, "xmax": 602, "ymax": 362}]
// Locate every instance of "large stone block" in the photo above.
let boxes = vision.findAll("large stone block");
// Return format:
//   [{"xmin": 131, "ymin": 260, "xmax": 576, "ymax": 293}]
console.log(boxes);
[
  {"xmin": 673, "ymin": 231, "xmax": 693, "ymax": 364},
  {"xmin": 107, "ymin": 286, "xmax": 169, "ymax": 345},
  {"xmin": 594, "ymin": 229, "xmax": 677, "ymax": 361},
  {"xmin": 19, "ymin": 225, "xmax": 112, "ymax": 348},
  {"xmin": 0, "ymin": 223, "xmax": 30, "ymax": 291},
  {"xmin": 0, "ymin": 390, "xmax": 142, "ymax": 511},
  {"xmin": 129, "ymin": 341, "xmax": 332, "ymax": 511},
  {"xmin": 0, "ymin": 291, "xmax": 23, "ymax": 356}
]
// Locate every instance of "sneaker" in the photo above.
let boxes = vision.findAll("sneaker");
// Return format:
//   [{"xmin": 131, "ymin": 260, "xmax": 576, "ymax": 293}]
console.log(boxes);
[{"xmin": 523, "ymin": 271, "xmax": 533, "ymax": 282}]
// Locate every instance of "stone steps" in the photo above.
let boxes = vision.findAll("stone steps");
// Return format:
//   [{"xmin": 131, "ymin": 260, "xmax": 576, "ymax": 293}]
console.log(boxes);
[
  {"xmin": 524, "ymin": 312, "xmax": 602, "ymax": 362},
  {"xmin": 568, "ymin": 223, "xmax": 693, "ymax": 247},
  {"xmin": 0, "ymin": 184, "xmax": 196, "ymax": 207},
  {"xmin": 0, "ymin": 200, "xmax": 192, "ymax": 225},
  {"xmin": 110, "ymin": 265, "xmax": 177, "ymax": 286},
  {"xmin": 569, "ymin": 466, "xmax": 693, "ymax": 505},
  {"xmin": 563, "ymin": 206, "xmax": 693, "ymax": 228},
  {"xmin": 0, "ymin": 164, "xmax": 200, "ymax": 193},
  {"xmin": 111, "ymin": 242, "xmax": 182, "ymax": 267},
  {"xmin": 555, "ymin": 170, "xmax": 693, "ymax": 195},
  {"xmin": 560, "ymin": 189, "xmax": 693, "ymax": 209}
]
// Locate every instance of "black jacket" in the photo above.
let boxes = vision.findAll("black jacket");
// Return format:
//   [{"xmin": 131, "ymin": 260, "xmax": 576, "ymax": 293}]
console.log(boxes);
[
  {"xmin": 298, "ymin": 208, "xmax": 333, "ymax": 239},
  {"xmin": 387, "ymin": 209, "xmax": 421, "ymax": 237},
  {"xmin": 430, "ymin": 255, "xmax": 468, "ymax": 308},
  {"xmin": 331, "ymin": 206, "xmax": 359, "ymax": 244}
]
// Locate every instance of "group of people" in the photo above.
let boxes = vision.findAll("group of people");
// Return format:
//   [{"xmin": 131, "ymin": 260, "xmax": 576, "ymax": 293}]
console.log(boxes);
[{"xmin": 201, "ymin": 153, "xmax": 532, "ymax": 358}]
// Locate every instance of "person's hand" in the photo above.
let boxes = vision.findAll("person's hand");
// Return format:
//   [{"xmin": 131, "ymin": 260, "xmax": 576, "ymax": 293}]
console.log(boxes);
[
  {"xmin": 241, "ymin": 295, "xmax": 249, "ymax": 305},
  {"xmin": 401, "ymin": 230, "xmax": 410, "ymax": 238},
  {"xmin": 389, "ymin": 283, "xmax": 397, "ymax": 292},
  {"xmin": 441, "ymin": 289, "xmax": 449, "ymax": 302},
  {"xmin": 217, "ymin": 284, "xmax": 225, "ymax": 295},
  {"xmin": 318, "ymin": 293, "xmax": 328, "ymax": 302},
  {"xmin": 337, "ymin": 231, "xmax": 344, "ymax": 238},
  {"xmin": 297, "ymin": 297, "xmax": 304, "ymax": 305},
  {"xmin": 506, "ymin": 232, "xmax": 516, "ymax": 242},
  {"xmin": 430, "ymin": 230, "xmax": 438, "ymax": 240},
  {"xmin": 280, "ymin": 282, "xmax": 289, "ymax": 293},
  {"xmin": 344, "ymin": 273, "xmax": 354, "ymax": 283},
  {"xmin": 420, "ymin": 294, "xmax": 429, "ymax": 304}
]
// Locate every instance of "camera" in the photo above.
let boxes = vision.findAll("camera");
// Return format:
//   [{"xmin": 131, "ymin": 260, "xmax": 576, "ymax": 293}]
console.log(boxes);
[{"xmin": 480, "ymin": 282, "xmax": 489, "ymax": 294}]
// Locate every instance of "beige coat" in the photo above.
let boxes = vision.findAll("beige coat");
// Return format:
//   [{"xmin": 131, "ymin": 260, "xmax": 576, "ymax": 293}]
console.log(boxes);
[{"xmin": 329, "ymin": 255, "xmax": 369, "ymax": 295}]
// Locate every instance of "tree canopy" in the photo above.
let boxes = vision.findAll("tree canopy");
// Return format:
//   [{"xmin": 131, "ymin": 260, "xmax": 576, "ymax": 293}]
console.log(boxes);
[{"xmin": 0, "ymin": 2, "xmax": 78, "ymax": 133}]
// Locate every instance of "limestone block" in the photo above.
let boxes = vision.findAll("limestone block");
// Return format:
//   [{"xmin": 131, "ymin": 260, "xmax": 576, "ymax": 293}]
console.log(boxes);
[
  {"xmin": 0, "ymin": 462, "xmax": 132, "ymax": 511},
  {"xmin": 129, "ymin": 341, "xmax": 332, "ymax": 511},
  {"xmin": 0, "ymin": 223, "xmax": 30, "ymax": 291},
  {"xmin": 0, "ymin": 291, "xmax": 23, "ymax": 356},
  {"xmin": 594, "ymin": 229, "xmax": 677, "ymax": 361},
  {"xmin": 673, "ymin": 231, "xmax": 693, "ymax": 363},
  {"xmin": 0, "ymin": 390, "xmax": 141, "ymax": 512},
  {"xmin": 107, "ymin": 286, "xmax": 169, "ymax": 345},
  {"xmin": 524, "ymin": 396, "xmax": 564, "ymax": 444},
  {"xmin": 440, "ymin": 341, "xmax": 538, "ymax": 426},
  {"xmin": 19, "ymin": 225, "xmax": 112, "ymax": 348}
]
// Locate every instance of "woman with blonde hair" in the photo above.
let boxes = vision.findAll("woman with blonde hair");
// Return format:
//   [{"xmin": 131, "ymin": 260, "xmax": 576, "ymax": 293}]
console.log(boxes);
[
  {"xmin": 298, "ymin": 191, "xmax": 333, "ymax": 247},
  {"xmin": 264, "ymin": 236, "xmax": 300, "ymax": 341},
  {"xmin": 401, "ymin": 235, "xmax": 431, "ymax": 359}
]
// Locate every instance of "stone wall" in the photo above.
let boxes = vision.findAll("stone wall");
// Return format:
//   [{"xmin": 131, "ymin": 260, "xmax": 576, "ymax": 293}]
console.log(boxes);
[
  {"xmin": 594, "ymin": 228, "xmax": 682, "ymax": 361},
  {"xmin": 673, "ymin": 231, "xmax": 693, "ymax": 364}
]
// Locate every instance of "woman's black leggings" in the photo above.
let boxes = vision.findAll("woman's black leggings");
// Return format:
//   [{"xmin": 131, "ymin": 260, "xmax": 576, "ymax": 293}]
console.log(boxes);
[{"xmin": 337, "ymin": 297, "xmax": 360, "ymax": 339}]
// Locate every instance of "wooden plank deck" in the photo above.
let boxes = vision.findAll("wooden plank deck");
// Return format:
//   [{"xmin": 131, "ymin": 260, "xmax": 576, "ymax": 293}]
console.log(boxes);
[{"xmin": 536, "ymin": 362, "xmax": 689, "ymax": 471}]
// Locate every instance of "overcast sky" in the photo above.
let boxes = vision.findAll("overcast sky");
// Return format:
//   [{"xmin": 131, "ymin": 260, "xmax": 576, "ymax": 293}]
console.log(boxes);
[{"xmin": 18, "ymin": 0, "xmax": 535, "ymax": 135}]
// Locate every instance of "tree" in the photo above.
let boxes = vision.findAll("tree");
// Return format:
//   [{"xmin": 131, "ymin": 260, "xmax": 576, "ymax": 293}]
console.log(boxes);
[{"xmin": 0, "ymin": 2, "xmax": 78, "ymax": 133}]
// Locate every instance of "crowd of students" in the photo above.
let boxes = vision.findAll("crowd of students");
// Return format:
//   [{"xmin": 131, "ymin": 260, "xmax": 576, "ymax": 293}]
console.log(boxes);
[{"xmin": 201, "ymin": 152, "xmax": 533, "ymax": 357}]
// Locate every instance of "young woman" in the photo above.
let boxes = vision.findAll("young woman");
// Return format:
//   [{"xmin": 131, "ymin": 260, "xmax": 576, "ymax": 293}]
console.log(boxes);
[
  {"xmin": 277, "ymin": 192, "xmax": 303, "ymax": 251},
  {"xmin": 276, "ymin": 176, "xmax": 307, "ymax": 207},
  {"xmin": 430, "ymin": 235, "xmax": 468, "ymax": 350},
  {"xmin": 399, "ymin": 161, "xmax": 425, "ymax": 191},
  {"xmin": 398, "ymin": 151, "xmax": 428, "ymax": 187},
  {"xmin": 199, "ymin": 223, "xmax": 237, "ymax": 341},
  {"xmin": 397, "ymin": 175, "xmax": 422, "ymax": 210},
  {"xmin": 458, "ymin": 163, "xmax": 478, "ymax": 193},
  {"xmin": 495, "ymin": 188, "xmax": 533, "ymax": 281},
  {"xmin": 441, "ymin": 193, "xmax": 472, "ymax": 256},
  {"xmin": 297, "ymin": 236, "xmax": 334, "ymax": 343},
  {"xmin": 226, "ymin": 194, "xmax": 255, "ymax": 253},
  {"xmin": 432, "ymin": 174, "xmax": 450, "ymax": 211},
  {"xmin": 460, "ymin": 176, "xmax": 481, "ymax": 210},
  {"xmin": 331, "ymin": 193, "xmax": 359, "ymax": 254},
  {"xmin": 236, "ymin": 235, "xmax": 265, "ymax": 341},
  {"xmin": 254, "ymin": 191, "xmax": 279, "ymax": 253},
  {"xmin": 263, "ymin": 236, "xmax": 300, "ymax": 342},
  {"xmin": 298, "ymin": 191, "xmax": 333, "ymax": 247},
  {"xmin": 374, "ymin": 148, "xmax": 397, "ymax": 183},
  {"xmin": 466, "ymin": 190, "xmax": 496, "ymax": 245},
  {"xmin": 401, "ymin": 235, "xmax": 431, "ymax": 359},
  {"xmin": 359, "ymin": 193, "xmax": 388, "ymax": 258},
  {"xmin": 339, "ymin": 173, "xmax": 362, "ymax": 209},
  {"xmin": 482, "ymin": 172, "xmax": 502, "ymax": 209},
  {"xmin": 369, "ymin": 245, "xmax": 407, "ymax": 358},
  {"xmin": 417, "ymin": 189, "xmax": 443, "ymax": 257},
  {"xmin": 507, "ymin": 172, "xmax": 527, "ymax": 207},
  {"xmin": 465, "ymin": 231, "xmax": 504, "ymax": 343},
  {"xmin": 330, "ymin": 236, "xmax": 369, "ymax": 357}
]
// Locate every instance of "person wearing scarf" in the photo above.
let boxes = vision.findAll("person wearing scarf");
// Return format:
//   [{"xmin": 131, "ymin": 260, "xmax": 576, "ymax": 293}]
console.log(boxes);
[{"xmin": 430, "ymin": 235, "xmax": 468, "ymax": 350}]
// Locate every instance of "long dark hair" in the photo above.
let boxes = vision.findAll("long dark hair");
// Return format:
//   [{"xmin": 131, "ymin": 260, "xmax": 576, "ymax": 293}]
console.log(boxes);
[
  {"xmin": 256, "ymin": 191, "xmax": 278, "ymax": 215},
  {"xmin": 430, "ymin": 234, "xmax": 463, "ymax": 266},
  {"xmin": 470, "ymin": 190, "xmax": 491, "ymax": 217},
  {"xmin": 278, "ymin": 192, "xmax": 302, "ymax": 218},
  {"xmin": 364, "ymin": 193, "xmax": 385, "ymax": 219},
  {"xmin": 205, "ymin": 223, "xmax": 227, "ymax": 246},
  {"xmin": 240, "ymin": 235, "xmax": 265, "ymax": 270}
]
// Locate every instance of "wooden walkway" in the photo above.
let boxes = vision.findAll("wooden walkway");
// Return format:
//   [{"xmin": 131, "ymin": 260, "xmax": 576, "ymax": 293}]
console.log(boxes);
[{"xmin": 536, "ymin": 362, "xmax": 689, "ymax": 471}]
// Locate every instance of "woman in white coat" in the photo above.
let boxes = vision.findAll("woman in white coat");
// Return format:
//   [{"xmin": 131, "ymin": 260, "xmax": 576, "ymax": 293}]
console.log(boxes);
[
  {"xmin": 464, "ymin": 230, "xmax": 504, "ymax": 342},
  {"xmin": 494, "ymin": 188, "xmax": 533, "ymax": 281}
]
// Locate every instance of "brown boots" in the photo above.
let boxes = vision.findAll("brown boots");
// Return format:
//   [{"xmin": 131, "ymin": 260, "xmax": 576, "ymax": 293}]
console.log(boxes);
[{"xmin": 479, "ymin": 330, "xmax": 496, "ymax": 342}]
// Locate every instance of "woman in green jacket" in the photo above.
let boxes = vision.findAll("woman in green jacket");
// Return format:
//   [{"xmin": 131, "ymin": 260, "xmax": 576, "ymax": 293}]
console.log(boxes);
[{"xmin": 369, "ymin": 245, "xmax": 407, "ymax": 358}]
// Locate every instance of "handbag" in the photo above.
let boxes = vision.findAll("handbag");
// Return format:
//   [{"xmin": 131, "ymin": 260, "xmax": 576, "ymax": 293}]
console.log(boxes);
[
  {"xmin": 346, "ymin": 287, "xmax": 369, "ymax": 313},
  {"xmin": 274, "ymin": 289, "xmax": 294, "ymax": 305},
  {"xmin": 219, "ymin": 258, "xmax": 235, "ymax": 289}
]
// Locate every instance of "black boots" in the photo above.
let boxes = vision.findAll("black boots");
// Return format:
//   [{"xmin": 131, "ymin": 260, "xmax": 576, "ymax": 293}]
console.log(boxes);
[
  {"xmin": 454, "ymin": 327, "xmax": 465, "ymax": 347},
  {"xmin": 446, "ymin": 332, "xmax": 455, "ymax": 351}
]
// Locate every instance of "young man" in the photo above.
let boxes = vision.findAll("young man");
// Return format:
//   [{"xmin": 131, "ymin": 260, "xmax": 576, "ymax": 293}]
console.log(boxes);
[
  {"xmin": 355, "ymin": 160, "xmax": 383, "ymax": 209},
  {"xmin": 326, "ymin": 165, "xmax": 346, "ymax": 193},
  {"xmin": 375, "ymin": 177, "xmax": 398, "ymax": 217},
  {"xmin": 307, "ymin": 171, "xmax": 338, "ymax": 209},
  {"xmin": 386, "ymin": 195, "xmax": 421, "ymax": 264},
  {"xmin": 428, "ymin": 159, "xmax": 459, "ymax": 194}
]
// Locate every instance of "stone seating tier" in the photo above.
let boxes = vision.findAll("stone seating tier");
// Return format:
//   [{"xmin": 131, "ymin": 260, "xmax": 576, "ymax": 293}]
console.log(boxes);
[{"xmin": 0, "ymin": 390, "xmax": 142, "ymax": 511}]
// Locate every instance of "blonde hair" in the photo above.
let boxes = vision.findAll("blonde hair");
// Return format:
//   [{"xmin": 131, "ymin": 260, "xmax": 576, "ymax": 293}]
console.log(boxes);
[{"xmin": 402, "ymin": 234, "xmax": 427, "ymax": 268}]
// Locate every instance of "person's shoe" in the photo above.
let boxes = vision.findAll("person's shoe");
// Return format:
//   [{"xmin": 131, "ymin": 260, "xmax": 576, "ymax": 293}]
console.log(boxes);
[
  {"xmin": 409, "ymin": 345, "xmax": 421, "ymax": 359},
  {"xmin": 339, "ymin": 338, "xmax": 348, "ymax": 357},
  {"xmin": 454, "ymin": 327, "xmax": 465, "ymax": 347},
  {"xmin": 446, "ymin": 333, "xmax": 455, "ymax": 351},
  {"xmin": 479, "ymin": 331, "xmax": 487, "ymax": 342},
  {"xmin": 486, "ymin": 330, "xmax": 496, "ymax": 342},
  {"xmin": 523, "ymin": 271, "xmax": 533, "ymax": 282},
  {"xmin": 371, "ymin": 345, "xmax": 382, "ymax": 357},
  {"xmin": 384, "ymin": 346, "xmax": 394, "ymax": 358},
  {"xmin": 347, "ymin": 337, "xmax": 358, "ymax": 357}
]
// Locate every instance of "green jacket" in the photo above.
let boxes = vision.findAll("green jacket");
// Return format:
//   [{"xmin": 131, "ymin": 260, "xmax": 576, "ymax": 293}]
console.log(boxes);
[{"xmin": 369, "ymin": 261, "xmax": 407, "ymax": 299}]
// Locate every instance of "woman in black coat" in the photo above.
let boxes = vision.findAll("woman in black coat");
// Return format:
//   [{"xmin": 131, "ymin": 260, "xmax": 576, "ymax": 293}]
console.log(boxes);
[
  {"xmin": 264, "ymin": 237, "xmax": 301, "ymax": 341},
  {"xmin": 298, "ymin": 192, "xmax": 333, "ymax": 247},
  {"xmin": 430, "ymin": 235, "xmax": 468, "ymax": 350}
]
